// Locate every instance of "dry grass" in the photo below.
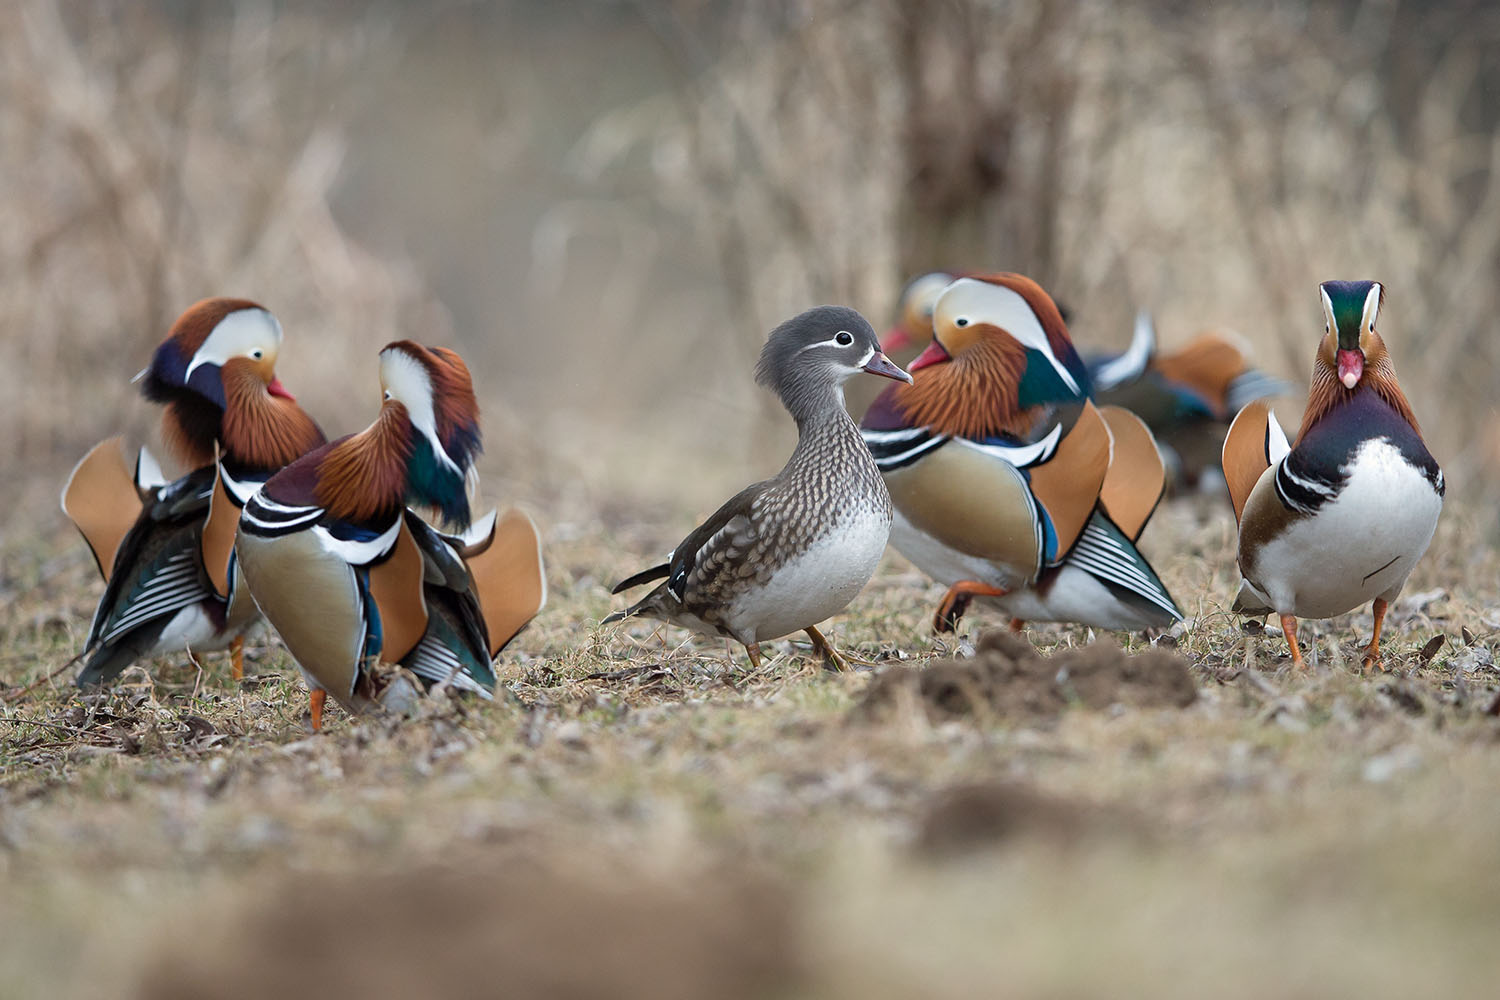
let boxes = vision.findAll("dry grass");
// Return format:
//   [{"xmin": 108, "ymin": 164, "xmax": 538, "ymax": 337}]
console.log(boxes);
[
  {"xmin": 5, "ymin": 3, "xmax": 1500, "ymax": 997},
  {"xmin": 4, "ymin": 498, "xmax": 1500, "ymax": 998}
]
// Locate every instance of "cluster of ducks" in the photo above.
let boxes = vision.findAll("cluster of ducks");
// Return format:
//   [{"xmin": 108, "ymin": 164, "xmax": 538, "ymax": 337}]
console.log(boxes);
[{"xmin": 61, "ymin": 273, "xmax": 1445, "ymax": 728}]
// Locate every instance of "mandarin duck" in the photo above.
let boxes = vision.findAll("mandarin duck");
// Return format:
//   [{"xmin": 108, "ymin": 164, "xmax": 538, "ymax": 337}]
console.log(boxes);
[
  {"xmin": 62, "ymin": 299, "xmax": 325, "ymax": 686},
  {"xmin": 881, "ymin": 272, "xmax": 957, "ymax": 353},
  {"xmin": 882, "ymin": 270, "xmax": 1073, "ymax": 354},
  {"xmin": 605, "ymin": 306, "xmax": 911, "ymax": 671},
  {"xmin": 1091, "ymin": 312, "xmax": 1290, "ymax": 490},
  {"xmin": 1222, "ymin": 280, "xmax": 1442, "ymax": 670},
  {"xmin": 236, "ymin": 342, "xmax": 545, "ymax": 729},
  {"xmin": 860, "ymin": 274, "xmax": 1182, "ymax": 634}
]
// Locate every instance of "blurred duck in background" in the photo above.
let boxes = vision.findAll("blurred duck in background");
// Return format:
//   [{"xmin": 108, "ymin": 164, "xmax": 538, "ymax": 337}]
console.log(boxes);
[
  {"xmin": 606, "ymin": 306, "xmax": 911, "ymax": 672},
  {"xmin": 861, "ymin": 274, "xmax": 1182, "ymax": 635},
  {"xmin": 1090, "ymin": 312, "xmax": 1291, "ymax": 492},
  {"xmin": 236, "ymin": 341, "xmax": 545, "ymax": 730},
  {"xmin": 1223, "ymin": 280, "xmax": 1442, "ymax": 671},
  {"xmin": 62, "ymin": 299, "xmax": 325, "ymax": 687}
]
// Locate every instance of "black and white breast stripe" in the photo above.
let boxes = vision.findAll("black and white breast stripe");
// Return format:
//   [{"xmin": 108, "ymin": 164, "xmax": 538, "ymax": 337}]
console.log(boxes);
[
  {"xmin": 241, "ymin": 493, "xmax": 324, "ymax": 536},
  {"xmin": 1274, "ymin": 453, "xmax": 1343, "ymax": 516},
  {"xmin": 94, "ymin": 549, "xmax": 205, "ymax": 645},
  {"xmin": 862, "ymin": 427, "xmax": 950, "ymax": 472},
  {"xmin": 1064, "ymin": 515, "xmax": 1182, "ymax": 620}
]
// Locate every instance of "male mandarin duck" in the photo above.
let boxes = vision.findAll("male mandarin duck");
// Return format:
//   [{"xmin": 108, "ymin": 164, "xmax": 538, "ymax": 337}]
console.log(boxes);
[
  {"xmin": 860, "ymin": 274, "xmax": 1182, "ymax": 634},
  {"xmin": 605, "ymin": 306, "xmax": 912, "ymax": 671},
  {"xmin": 62, "ymin": 298, "xmax": 325, "ymax": 686},
  {"xmin": 235, "ymin": 341, "xmax": 545, "ymax": 729},
  {"xmin": 881, "ymin": 272, "xmax": 956, "ymax": 352},
  {"xmin": 1222, "ymin": 280, "xmax": 1442, "ymax": 670},
  {"xmin": 1091, "ymin": 312, "xmax": 1291, "ymax": 490},
  {"xmin": 882, "ymin": 270, "xmax": 1073, "ymax": 355}
]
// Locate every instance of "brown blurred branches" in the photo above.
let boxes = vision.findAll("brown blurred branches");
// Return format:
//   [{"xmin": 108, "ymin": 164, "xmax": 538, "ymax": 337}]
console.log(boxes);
[{"xmin": 578, "ymin": 0, "xmax": 1500, "ymax": 498}]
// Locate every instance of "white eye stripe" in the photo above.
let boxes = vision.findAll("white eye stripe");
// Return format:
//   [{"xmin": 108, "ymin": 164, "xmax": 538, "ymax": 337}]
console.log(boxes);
[
  {"xmin": 185, "ymin": 308, "xmax": 282, "ymax": 381},
  {"xmin": 1361, "ymin": 282, "xmax": 1382, "ymax": 331},
  {"xmin": 797, "ymin": 334, "xmax": 865, "ymax": 354}
]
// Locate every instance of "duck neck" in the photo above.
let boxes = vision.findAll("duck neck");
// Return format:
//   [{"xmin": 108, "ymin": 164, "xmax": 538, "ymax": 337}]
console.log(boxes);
[
  {"xmin": 221, "ymin": 367, "xmax": 325, "ymax": 474},
  {"xmin": 313, "ymin": 406, "xmax": 412, "ymax": 526},
  {"xmin": 784, "ymin": 383, "xmax": 864, "ymax": 475}
]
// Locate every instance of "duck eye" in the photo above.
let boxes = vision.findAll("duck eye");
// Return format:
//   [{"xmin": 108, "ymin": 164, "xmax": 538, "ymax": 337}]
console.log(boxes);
[
  {"xmin": 955, "ymin": 317, "xmax": 969, "ymax": 327},
  {"xmin": 383, "ymin": 390, "xmax": 392, "ymax": 401},
  {"xmin": 250, "ymin": 349, "xmax": 263, "ymax": 360},
  {"xmin": 835, "ymin": 330, "xmax": 853, "ymax": 346}
]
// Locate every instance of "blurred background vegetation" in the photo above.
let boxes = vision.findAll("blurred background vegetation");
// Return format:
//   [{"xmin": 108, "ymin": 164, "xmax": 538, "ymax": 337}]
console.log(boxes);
[{"xmin": 2, "ymin": 0, "xmax": 1497, "ymax": 533}]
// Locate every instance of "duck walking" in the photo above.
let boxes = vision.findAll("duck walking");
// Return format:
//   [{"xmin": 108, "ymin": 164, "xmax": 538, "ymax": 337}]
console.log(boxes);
[
  {"xmin": 605, "ymin": 306, "xmax": 912, "ymax": 671},
  {"xmin": 860, "ymin": 274, "xmax": 1182, "ymax": 634},
  {"xmin": 1223, "ymin": 280, "xmax": 1442, "ymax": 670},
  {"xmin": 236, "ymin": 342, "xmax": 544, "ymax": 728},
  {"xmin": 62, "ymin": 299, "xmax": 325, "ymax": 686}
]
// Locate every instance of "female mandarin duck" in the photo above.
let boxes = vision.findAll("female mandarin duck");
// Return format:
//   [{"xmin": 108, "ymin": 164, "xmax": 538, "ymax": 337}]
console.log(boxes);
[
  {"xmin": 62, "ymin": 298, "xmax": 325, "ymax": 686},
  {"xmin": 1222, "ymin": 280, "xmax": 1442, "ymax": 670},
  {"xmin": 236, "ymin": 341, "xmax": 545, "ymax": 729},
  {"xmin": 605, "ymin": 306, "xmax": 912, "ymax": 671},
  {"xmin": 1091, "ymin": 312, "xmax": 1290, "ymax": 490},
  {"xmin": 860, "ymin": 274, "xmax": 1182, "ymax": 634}
]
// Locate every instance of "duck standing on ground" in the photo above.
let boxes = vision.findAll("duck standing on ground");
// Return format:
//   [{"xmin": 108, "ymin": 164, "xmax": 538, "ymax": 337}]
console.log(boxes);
[
  {"xmin": 605, "ymin": 306, "xmax": 912, "ymax": 671},
  {"xmin": 1223, "ymin": 280, "xmax": 1442, "ymax": 670},
  {"xmin": 860, "ymin": 274, "xmax": 1182, "ymax": 634},
  {"xmin": 62, "ymin": 299, "xmax": 325, "ymax": 686},
  {"xmin": 236, "ymin": 342, "xmax": 545, "ymax": 728}
]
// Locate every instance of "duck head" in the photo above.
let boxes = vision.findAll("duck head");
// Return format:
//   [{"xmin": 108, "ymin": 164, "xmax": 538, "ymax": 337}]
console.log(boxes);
[
  {"xmin": 141, "ymin": 298, "xmax": 321, "ymax": 469},
  {"xmin": 1317, "ymin": 280, "xmax": 1385, "ymax": 391},
  {"xmin": 882, "ymin": 272, "xmax": 955, "ymax": 352},
  {"xmin": 756, "ymin": 306, "xmax": 911, "ymax": 422},
  {"xmin": 888, "ymin": 274, "xmax": 1090, "ymax": 439},
  {"xmin": 377, "ymin": 341, "xmax": 483, "ymax": 528},
  {"xmin": 1301, "ymin": 279, "xmax": 1419, "ymax": 439}
]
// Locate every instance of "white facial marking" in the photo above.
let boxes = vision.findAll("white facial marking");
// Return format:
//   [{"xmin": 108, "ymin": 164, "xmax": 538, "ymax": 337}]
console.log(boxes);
[
  {"xmin": 934, "ymin": 278, "xmax": 1080, "ymax": 394},
  {"xmin": 1361, "ymin": 282, "xmax": 1382, "ymax": 333},
  {"xmin": 379, "ymin": 347, "xmax": 464, "ymax": 477},
  {"xmin": 184, "ymin": 308, "xmax": 283, "ymax": 381}
]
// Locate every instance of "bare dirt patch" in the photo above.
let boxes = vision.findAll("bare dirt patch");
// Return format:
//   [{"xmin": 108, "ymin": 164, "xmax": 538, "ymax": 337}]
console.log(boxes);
[{"xmin": 855, "ymin": 631, "xmax": 1197, "ymax": 725}]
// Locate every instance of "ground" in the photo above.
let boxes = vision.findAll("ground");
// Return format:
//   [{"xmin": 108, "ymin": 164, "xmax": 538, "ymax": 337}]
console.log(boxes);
[{"xmin": 3, "ymin": 497, "xmax": 1499, "ymax": 999}]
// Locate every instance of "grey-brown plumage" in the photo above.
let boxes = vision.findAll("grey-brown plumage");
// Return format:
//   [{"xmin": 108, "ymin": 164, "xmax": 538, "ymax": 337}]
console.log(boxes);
[{"xmin": 605, "ymin": 306, "xmax": 911, "ymax": 669}]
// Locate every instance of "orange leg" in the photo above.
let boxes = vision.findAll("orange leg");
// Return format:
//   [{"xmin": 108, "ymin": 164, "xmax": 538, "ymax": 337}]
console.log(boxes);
[
  {"xmin": 1009, "ymin": 618, "xmax": 1026, "ymax": 634},
  {"xmin": 933, "ymin": 581, "xmax": 1008, "ymax": 634},
  {"xmin": 1280, "ymin": 613, "xmax": 1306, "ymax": 669},
  {"xmin": 230, "ymin": 635, "xmax": 244, "ymax": 681},
  {"xmin": 1362, "ymin": 598, "xmax": 1388, "ymax": 673},
  {"xmin": 804, "ymin": 624, "xmax": 849, "ymax": 672},
  {"xmin": 745, "ymin": 643, "xmax": 763, "ymax": 670},
  {"xmin": 309, "ymin": 688, "xmax": 327, "ymax": 732}
]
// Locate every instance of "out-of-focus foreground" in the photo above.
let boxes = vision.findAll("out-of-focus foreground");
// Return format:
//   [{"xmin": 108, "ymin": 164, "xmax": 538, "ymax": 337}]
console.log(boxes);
[{"xmin": 5, "ymin": 2, "xmax": 1500, "ymax": 998}]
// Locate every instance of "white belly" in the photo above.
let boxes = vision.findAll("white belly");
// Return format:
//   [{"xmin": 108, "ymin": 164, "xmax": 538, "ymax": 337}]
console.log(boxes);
[
  {"xmin": 993, "ymin": 564, "xmax": 1175, "ymax": 631},
  {"xmin": 888, "ymin": 509, "xmax": 1033, "ymax": 593},
  {"xmin": 1247, "ymin": 439, "xmax": 1442, "ymax": 619},
  {"xmin": 726, "ymin": 508, "xmax": 890, "ymax": 643},
  {"xmin": 152, "ymin": 604, "xmax": 233, "ymax": 655}
]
